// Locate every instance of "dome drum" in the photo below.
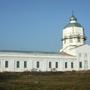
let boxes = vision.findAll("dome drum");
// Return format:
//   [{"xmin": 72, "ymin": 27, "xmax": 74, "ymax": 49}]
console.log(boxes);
[{"xmin": 61, "ymin": 35, "xmax": 87, "ymax": 41}]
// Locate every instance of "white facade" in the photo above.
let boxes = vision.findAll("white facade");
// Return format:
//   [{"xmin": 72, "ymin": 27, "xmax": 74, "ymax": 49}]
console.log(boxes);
[
  {"xmin": 0, "ymin": 52, "xmax": 76, "ymax": 72},
  {"xmin": 0, "ymin": 15, "xmax": 90, "ymax": 72}
]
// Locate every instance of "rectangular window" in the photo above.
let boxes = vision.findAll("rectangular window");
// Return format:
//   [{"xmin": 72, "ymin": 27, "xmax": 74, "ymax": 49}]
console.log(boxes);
[
  {"xmin": 5, "ymin": 61, "xmax": 8, "ymax": 68},
  {"xmin": 49, "ymin": 62, "xmax": 51, "ymax": 68},
  {"xmin": 37, "ymin": 61, "xmax": 39, "ymax": 68},
  {"xmin": 77, "ymin": 37, "xmax": 80, "ymax": 42},
  {"xmin": 71, "ymin": 62, "xmax": 73, "ymax": 68},
  {"xmin": 65, "ymin": 62, "xmax": 67, "ymax": 68},
  {"xmin": 17, "ymin": 61, "xmax": 20, "ymax": 68},
  {"xmin": 55, "ymin": 62, "xmax": 58, "ymax": 68},
  {"xmin": 24, "ymin": 61, "xmax": 27, "ymax": 68},
  {"xmin": 79, "ymin": 62, "xmax": 82, "ymax": 68}
]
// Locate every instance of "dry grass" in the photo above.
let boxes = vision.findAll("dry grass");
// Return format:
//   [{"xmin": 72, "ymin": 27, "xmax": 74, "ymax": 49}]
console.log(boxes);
[{"xmin": 0, "ymin": 71, "xmax": 90, "ymax": 90}]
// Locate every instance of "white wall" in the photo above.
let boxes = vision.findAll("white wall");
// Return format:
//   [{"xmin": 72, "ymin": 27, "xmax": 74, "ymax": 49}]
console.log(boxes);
[
  {"xmin": 0, "ymin": 53, "xmax": 77, "ymax": 72},
  {"xmin": 0, "ymin": 46, "xmax": 90, "ymax": 72}
]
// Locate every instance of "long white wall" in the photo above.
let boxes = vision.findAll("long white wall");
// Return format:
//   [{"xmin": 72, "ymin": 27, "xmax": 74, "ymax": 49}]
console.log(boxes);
[
  {"xmin": 0, "ymin": 45, "xmax": 90, "ymax": 72},
  {"xmin": 0, "ymin": 53, "xmax": 77, "ymax": 72},
  {"xmin": 0, "ymin": 52, "xmax": 89, "ymax": 72}
]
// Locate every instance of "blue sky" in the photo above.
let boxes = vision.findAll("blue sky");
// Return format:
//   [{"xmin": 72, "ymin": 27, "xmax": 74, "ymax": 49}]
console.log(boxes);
[{"xmin": 0, "ymin": 0, "xmax": 90, "ymax": 52}]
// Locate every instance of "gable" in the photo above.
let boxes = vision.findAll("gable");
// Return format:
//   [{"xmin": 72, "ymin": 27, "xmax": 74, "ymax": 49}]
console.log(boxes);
[{"xmin": 75, "ymin": 44, "xmax": 90, "ymax": 53}]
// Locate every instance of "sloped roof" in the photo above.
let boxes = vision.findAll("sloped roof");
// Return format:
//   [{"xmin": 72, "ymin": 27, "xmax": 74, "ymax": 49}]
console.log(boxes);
[
  {"xmin": 0, "ymin": 50, "xmax": 74, "ymax": 57},
  {"xmin": 64, "ymin": 22, "xmax": 82, "ymax": 29}
]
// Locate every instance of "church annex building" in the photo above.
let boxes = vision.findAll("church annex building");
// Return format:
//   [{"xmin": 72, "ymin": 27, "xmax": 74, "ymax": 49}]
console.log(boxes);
[{"xmin": 0, "ymin": 15, "xmax": 90, "ymax": 72}]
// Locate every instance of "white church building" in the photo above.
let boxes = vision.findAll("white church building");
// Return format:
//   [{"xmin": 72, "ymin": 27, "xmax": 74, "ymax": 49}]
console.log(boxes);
[{"xmin": 0, "ymin": 15, "xmax": 90, "ymax": 72}]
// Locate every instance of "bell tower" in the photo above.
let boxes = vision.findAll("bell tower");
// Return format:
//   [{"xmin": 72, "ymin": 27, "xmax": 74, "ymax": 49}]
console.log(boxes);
[{"xmin": 60, "ymin": 15, "xmax": 86, "ymax": 53}]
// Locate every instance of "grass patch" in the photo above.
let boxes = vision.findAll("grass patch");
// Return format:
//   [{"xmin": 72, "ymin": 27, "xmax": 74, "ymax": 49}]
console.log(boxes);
[{"xmin": 0, "ymin": 71, "xmax": 90, "ymax": 90}]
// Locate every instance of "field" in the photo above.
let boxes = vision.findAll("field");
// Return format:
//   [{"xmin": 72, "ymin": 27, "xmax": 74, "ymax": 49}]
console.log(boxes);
[{"xmin": 0, "ymin": 71, "xmax": 90, "ymax": 90}]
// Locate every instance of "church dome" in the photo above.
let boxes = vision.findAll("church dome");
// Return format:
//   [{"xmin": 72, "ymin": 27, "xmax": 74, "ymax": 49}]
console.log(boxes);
[{"xmin": 64, "ymin": 15, "xmax": 83, "ymax": 29}]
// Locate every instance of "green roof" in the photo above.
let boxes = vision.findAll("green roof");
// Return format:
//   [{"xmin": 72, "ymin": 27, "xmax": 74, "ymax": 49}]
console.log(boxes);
[
  {"xmin": 64, "ymin": 15, "xmax": 83, "ymax": 29},
  {"xmin": 64, "ymin": 22, "xmax": 83, "ymax": 29}
]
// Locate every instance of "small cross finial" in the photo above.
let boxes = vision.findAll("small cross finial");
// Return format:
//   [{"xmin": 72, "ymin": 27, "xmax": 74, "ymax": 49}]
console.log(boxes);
[{"xmin": 72, "ymin": 10, "xmax": 74, "ymax": 16}]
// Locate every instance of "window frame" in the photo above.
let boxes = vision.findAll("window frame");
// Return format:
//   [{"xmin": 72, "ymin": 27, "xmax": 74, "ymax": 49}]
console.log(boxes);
[
  {"xmin": 37, "ymin": 61, "xmax": 39, "ymax": 68},
  {"xmin": 55, "ymin": 62, "xmax": 58, "ymax": 68},
  {"xmin": 5, "ymin": 61, "xmax": 8, "ymax": 68},
  {"xmin": 77, "ymin": 36, "xmax": 81, "ymax": 42},
  {"xmin": 79, "ymin": 62, "xmax": 82, "ymax": 68},
  {"xmin": 65, "ymin": 62, "xmax": 67, "ymax": 68},
  {"xmin": 24, "ymin": 61, "xmax": 27, "ymax": 68},
  {"xmin": 16, "ymin": 61, "xmax": 20, "ymax": 68},
  {"xmin": 49, "ymin": 62, "xmax": 51, "ymax": 68},
  {"xmin": 71, "ymin": 62, "xmax": 73, "ymax": 68}
]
